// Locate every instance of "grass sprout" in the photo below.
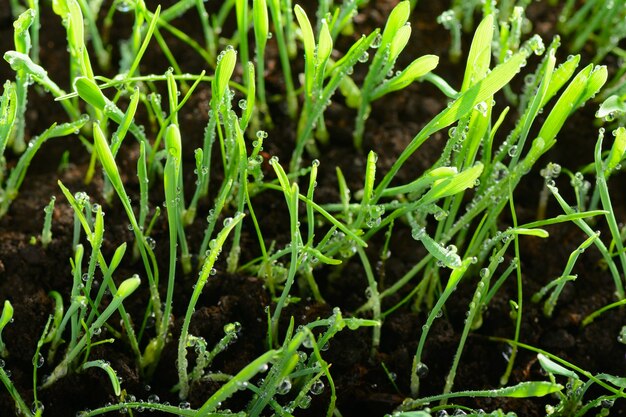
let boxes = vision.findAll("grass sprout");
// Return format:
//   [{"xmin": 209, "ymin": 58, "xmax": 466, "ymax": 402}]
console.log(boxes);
[
  {"xmin": 0, "ymin": 117, "xmax": 89, "ymax": 218},
  {"xmin": 353, "ymin": 1, "xmax": 439, "ymax": 149},
  {"xmin": 0, "ymin": 300, "xmax": 14, "ymax": 358},
  {"xmin": 40, "ymin": 196, "xmax": 55, "ymax": 248},
  {"xmin": 9, "ymin": 8, "xmax": 35, "ymax": 153}
]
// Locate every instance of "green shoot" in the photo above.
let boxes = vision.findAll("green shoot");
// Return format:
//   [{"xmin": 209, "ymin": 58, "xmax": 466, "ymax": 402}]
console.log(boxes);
[
  {"xmin": 294, "ymin": 4, "xmax": 334, "ymax": 149},
  {"xmin": 52, "ymin": 0, "xmax": 95, "ymax": 80},
  {"xmin": 291, "ymin": 29, "xmax": 380, "ymax": 172},
  {"xmin": 546, "ymin": 182, "xmax": 625, "ymax": 298},
  {"xmin": 0, "ymin": 301, "xmax": 14, "ymax": 358},
  {"xmin": 0, "ymin": 80, "xmax": 17, "ymax": 159},
  {"xmin": 354, "ymin": 1, "xmax": 438, "ymax": 148},
  {"xmin": 267, "ymin": 157, "xmax": 302, "ymax": 345},
  {"xmin": 532, "ymin": 233, "xmax": 599, "ymax": 317},
  {"xmin": 43, "ymin": 275, "xmax": 141, "ymax": 387},
  {"xmin": 437, "ymin": 10, "xmax": 462, "ymax": 63},
  {"xmin": 92, "ymin": 122, "xmax": 161, "ymax": 330},
  {"xmin": 41, "ymin": 196, "xmax": 55, "ymax": 248},
  {"xmin": 3, "ymin": 51, "xmax": 82, "ymax": 120},
  {"xmin": 75, "ymin": 0, "xmax": 110, "ymax": 70},
  {"xmin": 155, "ymin": 123, "xmax": 184, "ymax": 368},
  {"xmin": 593, "ymin": 128, "xmax": 626, "ymax": 293},
  {"xmin": 177, "ymin": 212, "xmax": 244, "ymax": 399},
  {"xmin": 253, "ymin": 0, "xmax": 271, "ymax": 125},
  {"xmin": 235, "ymin": 0, "xmax": 250, "ymax": 88},
  {"xmin": 81, "ymin": 360, "xmax": 121, "ymax": 396},
  {"xmin": 401, "ymin": 381, "xmax": 563, "ymax": 410},
  {"xmin": 410, "ymin": 257, "xmax": 474, "ymax": 396},
  {"xmin": 10, "ymin": 8, "xmax": 35, "ymax": 153},
  {"xmin": 0, "ymin": 117, "xmax": 89, "ymax": 217},
  {"xmin": 267, "ymin": 0, "xmax": 298, "ymax": 117},
  {"xmin": 0, "ymin": 365, "xmax": 32, "ymax": 417}
]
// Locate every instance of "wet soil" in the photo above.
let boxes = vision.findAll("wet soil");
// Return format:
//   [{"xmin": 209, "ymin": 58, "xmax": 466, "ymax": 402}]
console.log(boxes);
[{"xmin": 1, "ymin": 1, "xmax": 625, "ymax": 416}]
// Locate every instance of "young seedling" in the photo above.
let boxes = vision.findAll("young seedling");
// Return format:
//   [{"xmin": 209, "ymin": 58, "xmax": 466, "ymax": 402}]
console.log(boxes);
[
  {"xmin": 353, "ymin": 1, "xmax": 439, "ymax": 149},
  {"xmin": 290, "ymin": 28, "xmax": 380, "ymax": 172},
  {"xmin": 0, "ymin": 363, "xmax": 32, "ymax": 417},
  {"xmin": 10, "ymin": 8, "xmax": 35, "ymax": 153},
  {"xmin": 152, "ymin": 123, "xmax": 185, "ymax": 368},
  {"xmin": 410, "ymin": 257, "xmax": 473, "ymax": 396},
  {"xmin": 91, "ymin": 122, "xmax": 162, "ymax": 343},
  {"xmin": 400, "ymin": 381, "xmax": 563, "ymax": 411},
  {"xmin": 294, "ymin": 3, "xmax": 334, "ymax": 150},
  {"xmin": 41, "ymin": 196, "xmax": 55, "ymax": 248},
  {"xmin": 81, "ymin": 360, "xmax": 121, "ymax": 396},
  {"xmin": 235, "ymin": 0, "xmax": 250, "ymax": 88},
  {"xmin": 52, "ymin": 0, "xmax": 95, "ymax": 83},
  {"xmin": 73, "ymin": 77, "xmax": 150, "ymax": 151},
  {"xmin": 0, "ymin": 80, "xmax": 17, "ymax": 162},
  {"xmin": 0, "ymin": 117, "xmax": 89, "ymax": 218},
  {"xmin": 177, "ymin": 212, "xmax": 244, "ymax": 399},
  {"xmin": 3, "ymin": 51, "xmax": 82, "ymax": 120},
  {"xmin": 252, "ymin": 0, "xmax": 271, "ymax": 125},
  {"xmin": 437, "ymin": 9, "xmax": 462, "ymax": 63},
  {"xmin": 74, "ymin": 0, "xmax": 110, "ymax": 70},
  {"xmin": 0, "ymin": 301, "xmax": 14, "ymax": 358},
  {"xmin": 532, "ymin": 232, "xmax": 599, "ymax": 317},
  {"xmin": 559, "ymin": 0, "xmax": 626, "ymax": 62},
  {"xmin": 267, "ymin": 0, "xmax": 298, "ymax": 117},
  {"xmin": 43, "ymin": 275, "xmax": 141, "ymax": 387}
]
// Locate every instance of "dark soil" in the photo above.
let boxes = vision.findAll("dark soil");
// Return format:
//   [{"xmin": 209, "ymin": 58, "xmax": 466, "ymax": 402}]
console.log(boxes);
[{"xmin": 1, "ymin": 1, "xmax": 625, "ymax": 416}]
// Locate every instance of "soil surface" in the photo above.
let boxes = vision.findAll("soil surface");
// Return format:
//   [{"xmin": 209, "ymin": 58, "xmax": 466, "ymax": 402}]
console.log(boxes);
[{"xmin": 1, "ymin": 1, "xmax": 625, "ymax": 416}]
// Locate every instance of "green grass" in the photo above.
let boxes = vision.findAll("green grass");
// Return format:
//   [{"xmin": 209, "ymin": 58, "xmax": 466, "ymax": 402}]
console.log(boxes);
[{"xmin": 1, "ymin": 0, "xmax": 626, "ymax": 415}]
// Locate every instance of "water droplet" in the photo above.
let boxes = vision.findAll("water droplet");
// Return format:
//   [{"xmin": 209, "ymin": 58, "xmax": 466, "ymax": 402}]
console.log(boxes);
[
  {"xmin": 223, "ymin": 322, "xmax": 242, "ymax": 334},
  {"xmin": 618, "ymin": 326, "xmax": 626, "ymax": 344},
  {"xmin": 602, "ymin": 399, "xmax": 615, "ymax": 409},
  {"xmin": 358, "ymin": 51, "xmax": 370, "ymax": 63},
  {"xmin": 277, "ymin": 378, "xmax": 292, "ymax": 395},
  {"xmin": 474, "ymin": 101, "xmax": 488, "ymax": 116},
  {"xmin": 31, "ymin": 400, "xmax": 44, "ymax": 413},
  {"xmin": 372, "ymin": 33, "xmax": 382, "ymax": 48},
  {"xmin": 299, "ymin": 394, "xmax": 312, "ymax": 409},
  {"xmin": 416, "ymin": 362, "xmax": 429, "ymax": 378},
  {"xmin": 310, "ymin": 380, "xmax": 324, "ymax": 395},
  {"xmin": 33, "ymin": 353, "xmax": 44, "ymax": 368},
  {"xmin": 116, "ymin": 0, "xmax": 132, "ymax": 12},
  {"xmin": 412, "ymin": 226, "xmax": 426, "ymax": 240},
  {"xmin": 303, "ymin": 336, "xmax": 314, "ymax": 349}
]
